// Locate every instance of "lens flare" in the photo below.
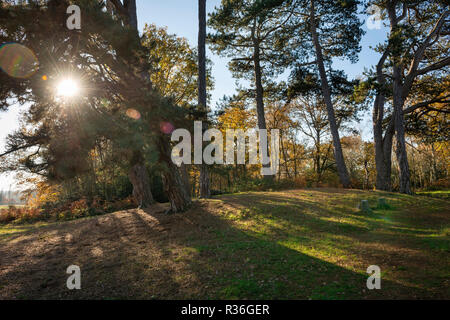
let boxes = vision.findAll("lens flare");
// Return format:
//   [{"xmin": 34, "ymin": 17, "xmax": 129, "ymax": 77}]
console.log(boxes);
[
  {"xmin": 160, "ymin": 121, "xmax": 175, "ymax": 134},
  {"xmin": 126, "ymin": 108, "xmax": 141, "ymax": 120},
  {"xmin": 0, "ymin": 43, "xmax": 39, "ymax": 78}
]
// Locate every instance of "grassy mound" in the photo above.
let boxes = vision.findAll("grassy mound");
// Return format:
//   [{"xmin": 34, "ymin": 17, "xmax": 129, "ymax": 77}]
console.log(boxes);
[{"xmin": 0, "ymin": 189, "xmax": 448, "ymax": 299}]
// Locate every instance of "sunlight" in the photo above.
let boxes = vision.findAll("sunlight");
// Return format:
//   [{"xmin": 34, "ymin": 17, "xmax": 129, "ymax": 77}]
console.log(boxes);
[{"xmin": 56, "ymin": 78, "xmax": 80, "ymax": 98}]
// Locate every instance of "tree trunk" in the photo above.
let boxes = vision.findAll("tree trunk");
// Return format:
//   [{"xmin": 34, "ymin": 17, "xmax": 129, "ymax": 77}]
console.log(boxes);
[
  {"xmin": 395, "ymin": 121, "xmax": 411, "ymax": 193},
  {"xmin": 252, "ymin": 28, "xmax": 273, "ymax": 180},
  {"xmin": 199, "ymin": 164, "xmax": 211, "ymax": 198},
  {"xmin": 128, "ymin": 163, "xmax": 155, "ymax": 208},
  {"xmin": 364, "ymin": 160, "xmax": 369, "ymax": 189},
  {"xmin": 373, "ymin": 97, "xmax": 394, "ymax": 191},
  {"xmin": 124, "ymin": 0, "xmax": 138, "ymax": 31},
  {"xmin": 372, "ymin": 36, "xmax": 395, "ymax": 192},
  {"xmin": 159, "ymin": 136, "xmax": 192, "ymax": 212},
  {"xmin": 392, "ymin": 43, "xmax": 411, "ymax": 194},
  {"xmin": 387, "ymin": 4, "xmax": 413, "ymax": 195},
  {"xmin": 374, "ymin": 141, "xmax": 393, "ymax": 191},
  {"xmin": 280, "ymin": 132, "xmax": 290, "ymax": 179},
  {"xmin": 198, "ymin": 0, "xmax": 211, "ymax": 198},
  {"xmin": 393, "ymin": 91, "xmax": 411, "ymax": 194},
  {"xmin": 162, "ymin": 165, "xmax": 192, "ymax": 212},
  {"xmin": 292, "ymin": 137, "xmax": 298, "ymax": 178},
  {"xmin": 309, "ymin": 0, "xmax": 351, "ymax": 188},
  {"xmin": 180, "ymin": 163, "xmax": 191, "ymax": 198}
]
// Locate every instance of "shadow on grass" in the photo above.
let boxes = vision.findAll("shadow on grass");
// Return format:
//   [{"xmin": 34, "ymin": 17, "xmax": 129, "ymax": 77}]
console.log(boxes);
[{"xmin": 0, "ymin": 193, "xmax": 439, "ymax": 299}]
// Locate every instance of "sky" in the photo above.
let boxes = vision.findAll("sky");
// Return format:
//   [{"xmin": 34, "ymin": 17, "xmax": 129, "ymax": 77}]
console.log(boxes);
[{"xmin": 0, "ymin": 0, "xmax": 389, "ymax": 190}]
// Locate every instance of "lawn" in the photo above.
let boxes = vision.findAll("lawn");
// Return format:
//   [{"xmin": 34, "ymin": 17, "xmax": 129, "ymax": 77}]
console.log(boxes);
[
  {"xmin": 416, "ymin": 190, "xmax": 450, "ymax": 200},
  {"xmin": 0, "ymin": 188, "xmax": 448, "ymax": 299}
]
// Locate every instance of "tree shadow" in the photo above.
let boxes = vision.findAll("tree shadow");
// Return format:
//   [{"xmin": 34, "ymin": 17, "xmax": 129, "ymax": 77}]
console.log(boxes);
[{"xmin": 1, "ymin": 196, "xmax": 438, "ymax": 299}]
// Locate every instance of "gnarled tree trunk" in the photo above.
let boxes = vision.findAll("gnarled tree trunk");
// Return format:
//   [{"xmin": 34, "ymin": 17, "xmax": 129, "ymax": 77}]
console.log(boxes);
[{"xmin": 159, "ymin": 136, "xmax": 192, "ymax": 213}]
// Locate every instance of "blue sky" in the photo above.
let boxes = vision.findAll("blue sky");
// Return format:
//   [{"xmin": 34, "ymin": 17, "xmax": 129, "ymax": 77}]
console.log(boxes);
[{"xmin": 0, "ymin": 0, "xmax": 389, "ymax": 190}]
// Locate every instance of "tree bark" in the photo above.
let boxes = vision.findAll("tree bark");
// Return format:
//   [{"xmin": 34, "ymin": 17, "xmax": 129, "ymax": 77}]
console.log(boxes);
[
  {"xmin": 162, "ymin": 165, "xmax": 192, "ymax": 212},
  {"xmin": 393, "ymin": 84, "xmax": 411, "ymax": 194},
  {"xmin": 180, "ymin": 163, "xmax": 191, "ymax": 198},
  {"xmin": 128, "ymin": 163, "xmax": 155, "ymax": 208},
  {"xmin": 373, "ymin": 89, "xmax": 394, "ymax": 191},
  {"xmin": 124, "ymin": 0, "xmax": 138, "ymax": 31},
  {"xmin": 198, "ymin": 0, "xmax": 211, "ymax": 198},
  {"xmin": 309, "ymin": 0, "xmax": 351, "ymax": 188},
  {"xmin": 159, "ymin": 136, "xmax": 192, "ymax": 212}
]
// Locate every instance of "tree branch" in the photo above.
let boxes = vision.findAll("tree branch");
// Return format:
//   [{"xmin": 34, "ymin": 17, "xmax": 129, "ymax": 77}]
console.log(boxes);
[{"xmin": 415, "ymin": 56, "xmax": 450, "ymax": 76}]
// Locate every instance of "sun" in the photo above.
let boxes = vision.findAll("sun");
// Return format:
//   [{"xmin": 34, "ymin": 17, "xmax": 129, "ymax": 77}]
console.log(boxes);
[{"xmin": 56, "ymin": 79, "xmax": 80, "ymax": 98}]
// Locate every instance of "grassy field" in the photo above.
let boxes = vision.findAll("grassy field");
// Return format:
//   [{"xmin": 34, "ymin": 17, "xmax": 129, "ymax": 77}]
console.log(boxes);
[
  {"xmin": 0, "ymin": 188, "xmax": 448, "ymax": 299},
  {"xmin": 416, "ymin": 190, "xmax": 450, "ymax": 199}
]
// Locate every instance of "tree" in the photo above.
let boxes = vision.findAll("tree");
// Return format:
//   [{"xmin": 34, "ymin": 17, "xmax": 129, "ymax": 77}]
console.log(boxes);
[
  {"xmin": 141, "ymin": 24, "xmax": 214, "ymax": 108},
  {"xmin": 290, "ymin": 91, "xmax": 360, "ymax": 182},
  {"xmin": 288, "ymin": 0, "xmax": 364, "ymax": 188},
  {"xmin": 209, "ymin": 0, "xmax": 295, "ymax": 179},
  {"xmin": 292, "ymin": 95, "xmax": 332, "ymax": 181},
  {"xmin": 105, "ymin": 0, "xmax": 155, "ymax": 207},
  {"xmin": 88, "ymin": 0, "xmax": 192, "ymax": 209},
  {"xmin": 141, "ymin": 23, "xmax": 215, "ymax": 198},
  {"xmin": 198, "ymin": 0, "xmax": 211, "ymax": 198},
  {"xmin": 364, "ymin": 0, "xmax": 449, "ymax": 193},
  {"xmin": 0, "ymin": 0, "xmax": 192, "ymax": 212}
]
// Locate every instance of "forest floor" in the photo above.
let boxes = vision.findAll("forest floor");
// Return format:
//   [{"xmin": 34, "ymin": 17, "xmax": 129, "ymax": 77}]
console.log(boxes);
[{"xmin": 0, "ymin": 188, "xmax": 448, "ymax": 299}]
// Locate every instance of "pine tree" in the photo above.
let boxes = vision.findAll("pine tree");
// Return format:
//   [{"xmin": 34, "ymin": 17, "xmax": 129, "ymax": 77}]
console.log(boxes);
[
  {"xmin": 198, "ymin": 0, "xmax": 211, "ymax": 198},
  {"xmin": 209, "ymin": 0, "xmax": 295, "ymax": 180},
  {"xmin": 287, "ymin": 0, "xmax": 364, "ymax": 188},
  {"xmin": 363, "ymin": 0, "xmax": 449, "ymax": 193},
  {"xmin": 0, "ymin": 0, "xmax": 192, "ymax": 211}
]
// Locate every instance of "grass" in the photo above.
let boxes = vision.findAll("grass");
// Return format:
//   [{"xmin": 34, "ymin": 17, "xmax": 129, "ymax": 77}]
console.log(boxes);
[
  {"xmin": 416, "ymin": 190, "xmax": 450, "ymax": 199},
  {"xmin": 0, "ymin": 221, "xmax": 53, "ymax": 240},
  {"xmin": 0, "ymin": 188, "xmax": 448, "ymax": 299}
]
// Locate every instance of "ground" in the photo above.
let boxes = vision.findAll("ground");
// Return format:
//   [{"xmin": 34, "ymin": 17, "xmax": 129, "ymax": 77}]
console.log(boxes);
[{"xmin": 0, "ymin": 188, "xmax": 448, "ymax": 299}]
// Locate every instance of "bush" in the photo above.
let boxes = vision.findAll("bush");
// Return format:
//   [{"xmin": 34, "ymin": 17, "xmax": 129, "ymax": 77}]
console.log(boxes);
[
  {"xmin": 426, "ymin": 178, "xmax": 450, "ymax": 191},
  {"xmin": 0, "ymin": 196, "xmax": 138, "ymax": 225},
  {"xmin": 0, "ymin": 206, "xmax": 42, "ymax": 224}
]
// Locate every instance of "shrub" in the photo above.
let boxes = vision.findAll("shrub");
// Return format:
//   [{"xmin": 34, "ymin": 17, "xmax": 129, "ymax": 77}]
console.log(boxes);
[
  {"xmin": 0, "ymin": 195, "xmax": 138, "ymax": 225},
  {"xmin": 0, "ymin": 206, "xmax": 42, "ymax": 224},
  {"xmin": 426, "ymin": 178, "xmax": 450, "ymax": 191}
]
